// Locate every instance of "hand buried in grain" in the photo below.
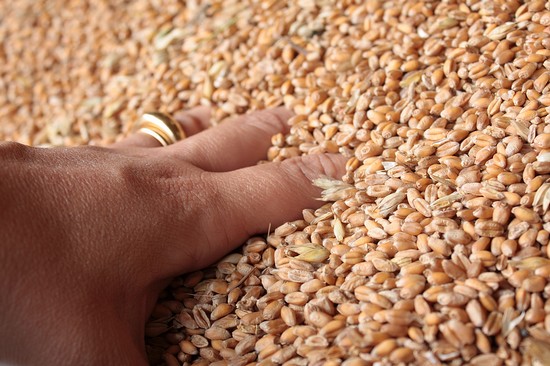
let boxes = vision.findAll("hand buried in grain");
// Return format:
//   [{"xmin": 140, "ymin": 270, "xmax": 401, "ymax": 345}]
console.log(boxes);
[{"xmin": 0, "ymin": 107, "xmax": 345, "ymax": 366}]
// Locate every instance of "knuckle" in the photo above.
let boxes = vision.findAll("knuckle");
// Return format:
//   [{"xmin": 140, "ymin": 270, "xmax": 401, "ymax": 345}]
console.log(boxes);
[
  {"xmin": 0, "ymin": 141, "xmax": 32, "ymax": 160},
  {"xmin": 118, "ymin": 156, "xmax": 189, "ymax": 203},
  {"xmin": 163, "ymin": 170, "xmax": 218, "ymax": 217}
]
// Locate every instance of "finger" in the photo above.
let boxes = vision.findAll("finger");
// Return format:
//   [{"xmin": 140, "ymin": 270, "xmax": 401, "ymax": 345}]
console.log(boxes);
[
  {"xmin": 213, "ymin": 153, "xmax": 346, "ymax": 249},
  {"xmin": 111, "ymin": 106, "xmax": 211, "ymax": 149},
  {"xmin": 167, "ymin": 107, "xmax": 292, "ymax": 172},
  {"xmin": 173, "ymin": 106, "xmax": 212, "ymax": 136},
  {"xmin": 110, "ymin": 132, "xmax": 161, "ymax": 148}
]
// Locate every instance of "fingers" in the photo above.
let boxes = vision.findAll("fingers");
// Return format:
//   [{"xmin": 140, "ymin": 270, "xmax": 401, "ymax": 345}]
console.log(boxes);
[
  {"xmin": 112, "ymin": 107, "xmax": 290, "ymax": 174},
  {"xmin": 173, "ymin": 107, "xmax": 212, "ymax": 137},
  {"xmin": 111, "ymin": 107, "xmax": 211, "ymax": 149},
  {"xmin": 213, "ymin": 153, "xmax": 346, "ymax": 243},
  {"xmin": 167, "ymin": 107, "xmax": 292, "ymax": 172},
  {"xmin": 110, "ymin": 132, "xmax": 162, "ymax": 148}
]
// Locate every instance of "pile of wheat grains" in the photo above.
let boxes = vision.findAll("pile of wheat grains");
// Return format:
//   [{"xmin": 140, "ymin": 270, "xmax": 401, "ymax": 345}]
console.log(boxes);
[{"xmin": 2, "ymin": 0, "xmax": 550, "ymax": 365}]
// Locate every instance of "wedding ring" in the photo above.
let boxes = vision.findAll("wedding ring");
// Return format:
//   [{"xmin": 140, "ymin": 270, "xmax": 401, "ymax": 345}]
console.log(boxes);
[{"xmin": 135, "ymin": 112, "xmax": 186, "ymax": 146}]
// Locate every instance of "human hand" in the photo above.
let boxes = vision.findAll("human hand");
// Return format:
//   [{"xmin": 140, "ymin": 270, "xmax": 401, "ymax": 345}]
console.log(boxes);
[{"xmin": 0, "ymin": 107, "xmax": 345, "ymax": 365}]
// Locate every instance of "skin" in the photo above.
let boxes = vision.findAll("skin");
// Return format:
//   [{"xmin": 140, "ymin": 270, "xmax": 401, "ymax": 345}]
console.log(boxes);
[{"xmin": 0, "ymin": 107, "xmax": 345, "ymax": 365}]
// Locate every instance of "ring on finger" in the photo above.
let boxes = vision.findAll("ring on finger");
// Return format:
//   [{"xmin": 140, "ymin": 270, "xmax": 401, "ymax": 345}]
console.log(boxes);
[{"xmin": 135, "ymin": 112, "xmax": 186, "ymax": 146}]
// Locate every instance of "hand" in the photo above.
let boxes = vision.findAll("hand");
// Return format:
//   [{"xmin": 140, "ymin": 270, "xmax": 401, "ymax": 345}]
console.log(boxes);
[{"xmin": 0, "ymin": 107, "xmax": 345, "ymax": 365}]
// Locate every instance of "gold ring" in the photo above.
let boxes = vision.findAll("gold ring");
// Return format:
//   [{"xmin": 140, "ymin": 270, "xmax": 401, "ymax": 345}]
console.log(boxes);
[{"xmin": 135, "ymin": 112, "xmax": 186, "ymax": 146}]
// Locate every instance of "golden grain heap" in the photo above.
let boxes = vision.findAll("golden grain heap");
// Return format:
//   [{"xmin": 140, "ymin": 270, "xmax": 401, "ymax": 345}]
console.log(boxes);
[{"xmin": 2, "ymin": 0, "xmax": 550, "ymax": 365}]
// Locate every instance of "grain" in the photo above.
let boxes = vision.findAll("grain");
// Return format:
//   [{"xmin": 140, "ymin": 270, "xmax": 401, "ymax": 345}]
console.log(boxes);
[{"xmin": 4, "ymin": 0, "xmax": 550, "ymax": 365}]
